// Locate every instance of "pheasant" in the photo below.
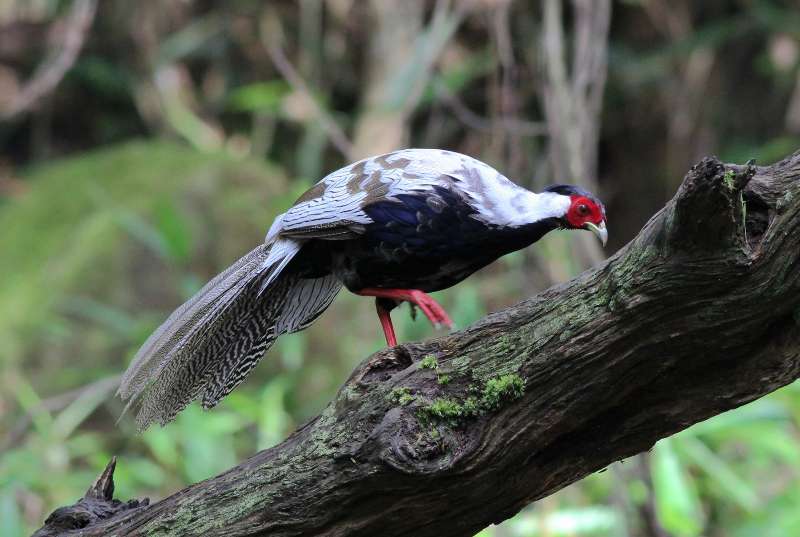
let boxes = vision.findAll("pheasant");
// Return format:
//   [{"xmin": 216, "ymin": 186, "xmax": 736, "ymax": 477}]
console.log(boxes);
[{"xmin": 118, "ymin": 148, "xmax": 608, "ymax": 429}]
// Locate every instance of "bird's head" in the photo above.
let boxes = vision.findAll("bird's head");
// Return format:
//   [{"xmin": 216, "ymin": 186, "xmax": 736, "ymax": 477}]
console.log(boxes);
[{"xmin": 544, "ymin": 184, "xmax": 608, "ymax": 246}]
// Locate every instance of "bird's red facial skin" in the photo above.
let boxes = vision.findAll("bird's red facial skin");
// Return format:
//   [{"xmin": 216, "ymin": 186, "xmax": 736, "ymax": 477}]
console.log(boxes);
[{"xmin": 565, "ymin": 195, "xmax": 605, "ymax": 229}]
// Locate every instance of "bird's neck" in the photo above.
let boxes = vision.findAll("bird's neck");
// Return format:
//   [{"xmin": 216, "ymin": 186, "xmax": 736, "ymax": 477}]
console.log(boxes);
[
  {"xmin": 489, "ymin": 216, "xmax": 562, "ymax": 255},
  {"xmin": 474, "ymin": 187, "xmax": 567, "ymax": 254},
  {"xmin": 479, "ymin": 183, "xmax": 570, "ymax": 228}
]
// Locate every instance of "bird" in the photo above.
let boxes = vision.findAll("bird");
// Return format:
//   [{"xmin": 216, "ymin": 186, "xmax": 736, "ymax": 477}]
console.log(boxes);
[{"xmin": 118, "ymin": 148, "xmax": 607, "ymax": 429}]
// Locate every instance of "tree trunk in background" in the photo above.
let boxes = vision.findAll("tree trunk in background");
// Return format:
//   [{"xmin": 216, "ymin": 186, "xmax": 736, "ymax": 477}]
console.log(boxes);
[
  {"xmin": 541, "ymin": 0, "xmax": 611, "ymax": 269},
  {"xmin": 351, "ymin": 0, "xmax": 466, "ymax": 159},
  {"xmin": 34, "ymin": 152, "xmax": 800, "ymax": 537},
  {"xmin": 350, "ymin": 0, "xmax": 423, "ymax": 158}
]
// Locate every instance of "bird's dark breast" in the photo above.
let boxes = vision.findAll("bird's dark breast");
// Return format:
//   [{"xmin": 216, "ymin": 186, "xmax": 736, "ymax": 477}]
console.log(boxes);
[{"xmin": 323, "ymin": 186, "xmax": 560, "ymax": 293}]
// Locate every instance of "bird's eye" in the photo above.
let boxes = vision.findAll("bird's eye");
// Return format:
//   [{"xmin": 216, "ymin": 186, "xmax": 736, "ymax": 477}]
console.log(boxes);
[{"xmin": 577, "ymin": 204, "xmax": 590, "ymax": 216}]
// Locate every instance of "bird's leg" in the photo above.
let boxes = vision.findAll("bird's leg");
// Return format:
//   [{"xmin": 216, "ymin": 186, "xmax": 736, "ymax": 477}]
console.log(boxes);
[
  {"xmin": 375, "ymin": 297, "xmax": 398, "ymax": 347},
  {"xmin": 356, "ymin": 288, "xmax": 454, "ymax": 330},
  {"xmin": 355, "ymin": 298, "xmax": 416, "ymax": 380}
]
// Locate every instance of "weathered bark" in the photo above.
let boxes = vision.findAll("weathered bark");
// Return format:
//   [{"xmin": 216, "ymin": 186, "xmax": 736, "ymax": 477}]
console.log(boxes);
[
  {"xmin": 32, "ymin": 458, "xmax": 147, "ymax": 537},
  {"xmin": 36, "ymin": 153, "xmax": 800, "ymax": 536}
]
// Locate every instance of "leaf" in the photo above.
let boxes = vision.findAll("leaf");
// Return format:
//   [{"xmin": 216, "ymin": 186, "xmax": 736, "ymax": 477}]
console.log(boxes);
[
  {"xmin": 114, "ymin": 210, "xmax": 172, "ymax": 261},
  {"xmin": 276, "ymin": 332, "xmax": 306, "ymax": 371},
  {"xmin": 449, "ymin": 284, "xmax": 485, "ymax": 327},
  {"xmin": 502, "ymin": 505, "xmax": 622, "ymax": 536},
  {"xmin": 154, "ymin": 198, "xmax": 193, "ymax": 263},
  {"xmin": 113, "ymin": 199, "xmax": 192, "ymax": 264},
  {"xmin": 257, "ymin": 378, "xmax": 291, "ymax": 450},
  {"xmin": 419, "ymin": 51, "xmax": 494, "ymax": 106},
  {"xmin": 60, "ymin": 296, "xmax": 138, "ymax": 337},
  {"xmin": 689, "ymin": 398, "xmax": 789, "ymax": 436},
  {"xmin": 386, "ymin": 3, "xmax": 463, "ymax": 110},
  {"xmin": 227, "ymin": 81, "xmax": 290, "ymax": 114},
  {"xmin": 176, "ymin": 406, "xmax": 242, "ymax": 482},
  {"xmin": 112, "ymin": 456, "xmax": 166, "ymax": 496},
  {"xmin": 51, "ymin": 377, "xmax": 117, "ymax": 440},
  {"xmin": 142, "ymin": 426, "xmax": 180, "ymax": 469},
  {"xmin": 0, "ymin": 488, "xmax": 24, "ymax": 537},
  {"xmin": 651, "ymin": 438, "xmax": 705, "ymax": 536},
  {"xmin": 156, "ymin": 13, "xmax": 223, "ymax": 66},
  {"xmin": 677, "ymin": 435, "xmax": 761, "ymax": 512},
  {"xmin": 9, "ymin": 373, "xmax": 53, "ymax": 439}
]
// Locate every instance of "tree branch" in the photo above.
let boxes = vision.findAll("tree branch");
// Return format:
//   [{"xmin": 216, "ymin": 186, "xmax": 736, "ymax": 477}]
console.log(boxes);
[
  {"xmin": 0, "ymin": 0, "xmax": 97, "ymax": 120},
  {"xmin": 260, "ymin": 15, "xmax": 354, "ymax": 160},
  {"xmin": 36, "ymin": 152, "xmax": 800, "ymax": 536}
]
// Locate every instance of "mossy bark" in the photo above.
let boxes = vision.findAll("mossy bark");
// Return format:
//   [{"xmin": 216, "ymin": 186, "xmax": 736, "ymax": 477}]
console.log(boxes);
[{"xmin": 36, "ymin": 153, "xmax": 800, "ymax": 537}]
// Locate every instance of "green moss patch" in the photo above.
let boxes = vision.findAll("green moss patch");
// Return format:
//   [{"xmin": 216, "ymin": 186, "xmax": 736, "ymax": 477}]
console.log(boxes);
[
  {"xmin": 723, "ymin": 169, "xmax": 736, "ymax": 190},
  {"xmin": 418, "ymin": 354, "xmax": 452, "ymax": 385},
  {"xmin": 418, "ymin": 355, "xmax": 438, "ymax": 369},
  {"xmin": 419, "ymin": 398, "xmax": 464, "ymax": 422},
  {"xmin": 387, "ymin": 387, "xmax": 415, "ymax": 406},
  {"xmin": 480, "ymin": 374, "xmax": 526, "ymax": 410},
  {"xmin": 417, "ymin": 373, "xmax": 526, "ymax": 424}
]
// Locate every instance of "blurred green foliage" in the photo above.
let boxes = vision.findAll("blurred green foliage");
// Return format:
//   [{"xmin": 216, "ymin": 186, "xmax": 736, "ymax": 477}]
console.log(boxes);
[{"xmin": 2, "ymin": 1, "xmax": 800, "ymax": 536}]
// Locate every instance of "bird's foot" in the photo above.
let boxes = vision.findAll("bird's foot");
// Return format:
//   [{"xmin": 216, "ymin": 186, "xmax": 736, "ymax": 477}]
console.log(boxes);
[
  {"xmin": 404, "ymin": 290, "xmax": 453, "ymax": 329},
  {"xmin": 357, "ymin": 288, "xmax": 453, "ymax": 331}
]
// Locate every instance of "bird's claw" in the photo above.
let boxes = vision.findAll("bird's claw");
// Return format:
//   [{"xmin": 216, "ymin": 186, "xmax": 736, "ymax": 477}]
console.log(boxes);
[
  {"xmin": 357, "ymin": 287, "xmax": 454, "ymax": 340},
  {"xmin": 406, "ymin": 290, "xmax": 453, "ymax": 330}
]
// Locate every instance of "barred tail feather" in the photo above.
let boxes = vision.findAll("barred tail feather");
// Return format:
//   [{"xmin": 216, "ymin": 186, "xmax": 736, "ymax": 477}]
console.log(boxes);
[
  {"xmin": 117, "ymin": 243, "xmax": 271, "ymax": 402},
  {"xmin": 118, "ymin": 238, "xmax": 339, "ymax": 430},
  {"xmin": 198, "ymin": 273, "xmax": 340, "ymax": 409}
]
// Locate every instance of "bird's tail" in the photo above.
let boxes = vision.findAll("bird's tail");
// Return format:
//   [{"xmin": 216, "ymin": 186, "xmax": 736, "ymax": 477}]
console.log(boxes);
[{"xmin": 117, "ymin": 238, "xmax": 341, "ymax": 430}]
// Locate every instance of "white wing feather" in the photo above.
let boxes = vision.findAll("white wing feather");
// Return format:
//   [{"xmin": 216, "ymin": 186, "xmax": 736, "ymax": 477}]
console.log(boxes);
[{"xmin": 274, "ymin": 148, "xmax": 567, "ymax": 238}]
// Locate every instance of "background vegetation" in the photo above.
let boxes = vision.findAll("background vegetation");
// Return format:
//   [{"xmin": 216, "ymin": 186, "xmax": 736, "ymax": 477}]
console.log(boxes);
[{"xmin": 1, "ymin": 1, "xmax": 800, "ymax": 535}]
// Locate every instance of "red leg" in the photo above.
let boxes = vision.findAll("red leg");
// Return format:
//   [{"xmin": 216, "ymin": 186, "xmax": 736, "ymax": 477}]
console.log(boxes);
[
  {"xmin": 376, "ymin": 299, "xmax": 398, "ymax": 346},
  {"xmin": 356, "ymin": 288, "xmax": 454, "ymax": 330}
]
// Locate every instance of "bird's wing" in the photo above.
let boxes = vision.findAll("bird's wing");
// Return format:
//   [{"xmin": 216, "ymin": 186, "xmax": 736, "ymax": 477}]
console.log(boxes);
[{"xmin": 273, "ymin": 149, "xmax": 489, "ymax": 241}]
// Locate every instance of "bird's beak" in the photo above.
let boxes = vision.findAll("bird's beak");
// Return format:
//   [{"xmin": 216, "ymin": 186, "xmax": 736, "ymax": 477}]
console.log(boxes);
[{"xmin": 583, "ymin": 221, "xmax": 608, "ymax": 247}]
